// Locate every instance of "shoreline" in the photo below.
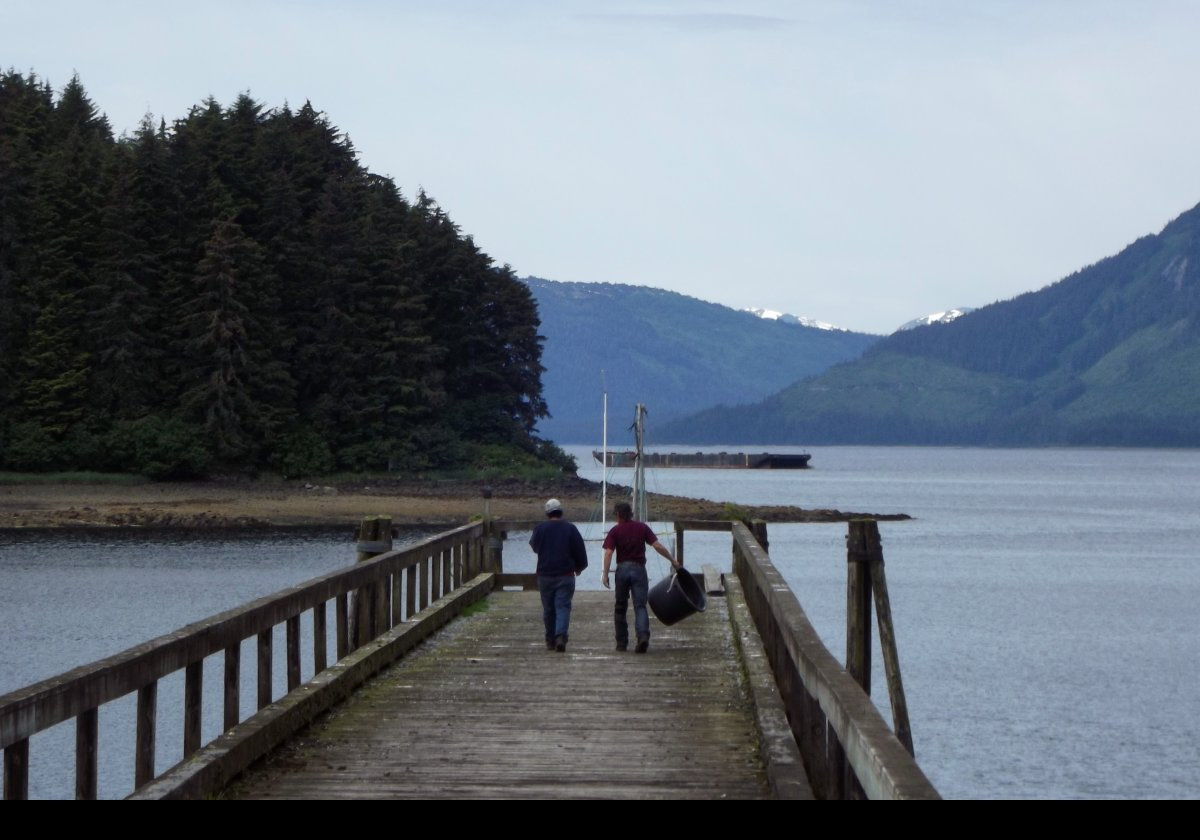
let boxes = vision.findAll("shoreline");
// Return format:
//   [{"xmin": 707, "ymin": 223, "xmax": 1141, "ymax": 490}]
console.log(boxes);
[{"xmin": 0, "ymin": 476, "xmax": 910, "ymax": 530}]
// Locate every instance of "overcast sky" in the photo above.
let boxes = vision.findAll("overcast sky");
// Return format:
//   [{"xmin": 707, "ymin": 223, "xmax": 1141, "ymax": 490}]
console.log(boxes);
[{"xmin": 8, "ymin": 1, "xmax": 1200, "ymax": 334}]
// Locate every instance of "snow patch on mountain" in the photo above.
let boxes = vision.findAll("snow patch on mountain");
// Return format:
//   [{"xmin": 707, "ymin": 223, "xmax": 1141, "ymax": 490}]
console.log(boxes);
[
  {"xmin": 744, "ymin": 307, "xmax": 846, "ymax": 332},
  {"xmin": 896, "ymin": 308, "xmax": 975, "ymax": 332}
]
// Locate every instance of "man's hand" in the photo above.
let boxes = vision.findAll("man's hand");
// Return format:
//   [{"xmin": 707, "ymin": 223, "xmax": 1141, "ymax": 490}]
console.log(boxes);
[{"xmin": 602, "ymin": 570, "xmax": 611, "ymax": 589}]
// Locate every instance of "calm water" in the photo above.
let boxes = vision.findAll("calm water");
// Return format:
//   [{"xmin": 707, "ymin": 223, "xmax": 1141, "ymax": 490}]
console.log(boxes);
[{"xmin": 3, "ymin": 447, "xmax": 1199, "ymax": 798}]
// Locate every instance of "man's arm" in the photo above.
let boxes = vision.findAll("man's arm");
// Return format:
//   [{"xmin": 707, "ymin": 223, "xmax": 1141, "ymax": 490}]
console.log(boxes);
[
  {"xmin": 650, "ymin": 539, "xmax": 681, "ymax": 568},
  {"xmin": 602, "ymin": 547, "xmax": 614, "ymax": 589}
]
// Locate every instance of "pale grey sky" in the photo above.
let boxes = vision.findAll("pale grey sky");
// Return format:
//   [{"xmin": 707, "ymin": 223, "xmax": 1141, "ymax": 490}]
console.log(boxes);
[{"xmin": 7, "ymin": 1, "xmax": 1200, "ymax": 333}]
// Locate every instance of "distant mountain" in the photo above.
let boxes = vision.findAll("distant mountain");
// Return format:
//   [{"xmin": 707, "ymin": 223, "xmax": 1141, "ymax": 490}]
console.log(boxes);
[
  {"xmin": 660, "ymin": 202, "xmax": 1200, "ymax": 446},
  {"xmin": 743, "ymin": 307, "xmax": 849, "ymax": 332},
  {"xmin": 896, "ymin": 308, "xmax": 975, "ymax": 332},
  {"xmin": 524, "ymin": 278, "xmax": 879, "ymax": 443}
]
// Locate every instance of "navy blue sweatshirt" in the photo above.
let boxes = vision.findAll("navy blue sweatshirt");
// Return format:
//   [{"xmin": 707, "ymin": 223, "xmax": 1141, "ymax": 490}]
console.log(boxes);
[{"xmin": 529, "ymin": 518, "xmax": 589, "ymax": 577}]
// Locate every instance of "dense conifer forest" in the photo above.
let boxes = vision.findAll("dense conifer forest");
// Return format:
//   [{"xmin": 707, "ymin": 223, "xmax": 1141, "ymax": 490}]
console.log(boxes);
[{"xmin": 0, "ymin": 71, "xmax": 570, "ymax": 477}]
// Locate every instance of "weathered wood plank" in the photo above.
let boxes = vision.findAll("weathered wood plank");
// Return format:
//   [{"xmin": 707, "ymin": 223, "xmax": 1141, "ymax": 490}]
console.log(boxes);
[
  {"xmin": 724, "ymin": 576, "xmax": 814, "ymax": 799},
  {"xmin": 702, "ymin": 564, "xmax": 723, "ymax": 595},
  {"xmin": 129, "ymin": 574, "xmax": 497, "ymax": 800},
  {"xmin": 674, "ymin": 519, "xmax": 735, "ymax": 532},
  {"xmin": 225, "ymin": 592, "xmax": 773, "ymax": 800},
  {"xmin": 494, "ymin": 573, "xmax": 538, "ymax": 590}
]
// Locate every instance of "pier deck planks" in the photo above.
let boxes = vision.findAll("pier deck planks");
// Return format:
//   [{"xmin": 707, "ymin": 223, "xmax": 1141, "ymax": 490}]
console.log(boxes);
[{"xmin": 226, "ymin": 591, "xmax": 770, "ymax": 799}]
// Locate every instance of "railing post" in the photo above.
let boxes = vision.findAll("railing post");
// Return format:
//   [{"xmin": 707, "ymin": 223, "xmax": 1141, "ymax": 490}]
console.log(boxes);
[
  {"xmin": 4, "ymin": 739, "xmax": 29, "ymax": 800},
  {"xmin": 184, "ymin": 660, "xmax": 203, "ymax": 758},
  {"xmin": 484, "ymin": 522, "xmax": 504, "ymax": 574},
  {"xmin": 392, "ymin": 569, "xmax": 403, "ymax": 626},
  {"xmin": 336, "ymin": 594, "xmax": 349, "ymax": 658},
  {"xmin": 224, "ymin": 643, "xmax": 241, "ymax": 731},
  {"xmin": 431, "ymin": 549, "xmax": 442, "ymax": 600},
  {"xmin": 675, "ymin": 524, "xmax": 685, "ymax": 567},
  {"xmin": 405, "ymin": 564, "xmax": 417, "ymax": 619},
  {"xmin": 286, "ymin": 616, "xmax": 302, "ymax": 692},
  {"xmin": 76, "ymin": 708, "xmax": 98, "ymax": 799},
  {"xmin": 257, "ymin": 629, "xmax": 272, "ymax": 710},
  {"xmin": 313, "ymin": 602, "xmax": 328, "ymax": 674},
  {"xmin": 135, "ymin": 681, "xmax": 157, "ymax": 788}
]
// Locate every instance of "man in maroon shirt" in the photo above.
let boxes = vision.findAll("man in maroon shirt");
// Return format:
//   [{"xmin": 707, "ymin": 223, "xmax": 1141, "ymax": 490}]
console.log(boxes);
[{"xmin": 601, "ymin": 501, "xmax": 679, "ymax": 653}]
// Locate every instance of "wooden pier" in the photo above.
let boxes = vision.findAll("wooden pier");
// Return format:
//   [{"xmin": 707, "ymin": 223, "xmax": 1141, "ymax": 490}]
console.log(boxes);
[{"xmin": 0, "ymin": 517, "xmax": 938, "ymax": 800}]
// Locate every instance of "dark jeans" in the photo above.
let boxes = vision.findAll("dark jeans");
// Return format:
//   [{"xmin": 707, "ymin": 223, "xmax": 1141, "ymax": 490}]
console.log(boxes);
[
  {"xmin": 614, "ymin": 561, "xmax": 650, "ymax": 645},
  {"xmin": 538, "ymin": 574, "xmax": 576, "ymax": 642}
]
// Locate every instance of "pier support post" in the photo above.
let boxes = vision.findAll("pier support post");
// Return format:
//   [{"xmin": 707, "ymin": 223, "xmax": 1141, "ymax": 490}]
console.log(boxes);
[
  {"xmin": 483, "ymin": 488, "xmax": 504, "ymax": 574},
  {"xmin": 845, "ymin": 521, "xmax": 874, "ymax": 694},
  {"xmin": 353, "ymin": 515, "xmax": 393, "ymax": 648},
  {"xmin": 749, "ymin": 519, "xmax": 769, "ymax": 552}
]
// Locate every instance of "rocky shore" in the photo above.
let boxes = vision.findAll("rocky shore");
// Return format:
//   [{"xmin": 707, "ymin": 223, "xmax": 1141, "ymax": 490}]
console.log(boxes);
[{"xmin": 0, "ymin": 476, "xmax": 909, "ymax": 530}]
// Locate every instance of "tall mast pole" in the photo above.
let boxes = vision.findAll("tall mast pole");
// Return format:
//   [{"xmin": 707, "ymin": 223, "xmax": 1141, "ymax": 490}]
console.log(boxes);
[
  {"xmin": 633, "ymin": 403, "xmax": 647, "ymax": 522},
  {"xmin": 601, "ymin": 371, "xmax": 608, "ymax": 534}
]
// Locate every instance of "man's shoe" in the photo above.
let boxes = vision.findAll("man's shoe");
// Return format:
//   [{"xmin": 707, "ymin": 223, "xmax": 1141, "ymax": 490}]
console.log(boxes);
[
  {"xmin": 615, "ymin": 642, "xmax": 627, "ymax": 651},
  {"xmin": 546, "ymin": 639, "xmax": 556, "ymax": 651},
  {"xmin": 554, "ymin": 635, "xmax": 567, "ymax": 652},
  {"xmin": 634, "ymin": 638, "xmax": 649, "ymax": 654}
]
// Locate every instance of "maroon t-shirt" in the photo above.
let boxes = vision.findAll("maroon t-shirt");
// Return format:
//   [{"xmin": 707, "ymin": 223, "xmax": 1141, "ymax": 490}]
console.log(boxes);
[{"xmin": 603, "ymin": 520, "xmax": 658, "ymax": 564}]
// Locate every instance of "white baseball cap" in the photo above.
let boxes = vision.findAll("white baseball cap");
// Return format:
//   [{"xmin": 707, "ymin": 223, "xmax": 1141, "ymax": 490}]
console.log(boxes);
[{"xmin": 544, "ymin": 498, "xmax": 563, "ymax": 514}]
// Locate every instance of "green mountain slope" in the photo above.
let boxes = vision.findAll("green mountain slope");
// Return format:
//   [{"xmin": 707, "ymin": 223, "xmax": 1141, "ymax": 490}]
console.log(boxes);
[
  {"xmin": 661, "ymin": 203, "xmax": 1200, "ymax": 446},
  {"xmin": 524, "ymin": 278, "xmax": 879, "ymax": 442}
]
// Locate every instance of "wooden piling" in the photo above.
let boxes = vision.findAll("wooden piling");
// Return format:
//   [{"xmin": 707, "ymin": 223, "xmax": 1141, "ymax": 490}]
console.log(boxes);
[
  {"xmin": 870, "ymin": 548, "xmax": 915, "ymax": 755},
  {"xmin": 353, "ymin": 516, "xmax": 393, "ymax": 647},
  {"xmin": 845, "ymin": 520, "xmax": 874, "ymax": 694}
]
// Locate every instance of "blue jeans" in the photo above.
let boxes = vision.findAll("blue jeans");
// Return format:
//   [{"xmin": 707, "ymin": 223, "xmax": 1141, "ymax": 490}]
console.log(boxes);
[
  {"xmin": 614, "ymin": 562, "xmax": 650, "ymax": 645},
  {"xmin": 538, "ymin": 574, "xmax": 576, "ymax": 642}
]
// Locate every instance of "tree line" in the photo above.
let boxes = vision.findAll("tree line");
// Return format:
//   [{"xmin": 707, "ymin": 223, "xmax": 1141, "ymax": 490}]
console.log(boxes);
[{"xmin": 0, "ymin": 71, "xmax": 569, "ymax": 477}]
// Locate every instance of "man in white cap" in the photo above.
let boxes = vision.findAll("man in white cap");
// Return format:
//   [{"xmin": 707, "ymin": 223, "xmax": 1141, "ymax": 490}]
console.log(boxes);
[{"xmin": 529, "ymin": 498, "xmax": 588, "ymax": 652}]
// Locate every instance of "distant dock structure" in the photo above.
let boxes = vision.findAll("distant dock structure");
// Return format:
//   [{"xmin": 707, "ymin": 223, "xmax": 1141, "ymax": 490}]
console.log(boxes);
[{"xmin": 594, "ymin": 450, "xmax": 812, "ymax": 469}]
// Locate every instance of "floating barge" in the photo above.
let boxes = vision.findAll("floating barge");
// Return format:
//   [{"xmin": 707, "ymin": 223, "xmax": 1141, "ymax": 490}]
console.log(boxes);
[{"xmin": 593, "ymin": 451, "xmax": 811, "ymax": 469}]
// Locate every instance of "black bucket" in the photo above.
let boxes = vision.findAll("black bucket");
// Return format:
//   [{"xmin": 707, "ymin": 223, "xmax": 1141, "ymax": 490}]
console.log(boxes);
[{"xmin": 648, "ymin": 566, "xmax": 707, "ymax": 625}]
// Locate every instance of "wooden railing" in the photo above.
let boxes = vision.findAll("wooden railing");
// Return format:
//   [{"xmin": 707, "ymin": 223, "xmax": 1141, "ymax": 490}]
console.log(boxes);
[
  {"xmin": 0, "ymin": 520, "xmax": 491, "ymax": 800},
  {"xmin": 727, "ymin": 520, "xmax": 940, "ymax": 799}
]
